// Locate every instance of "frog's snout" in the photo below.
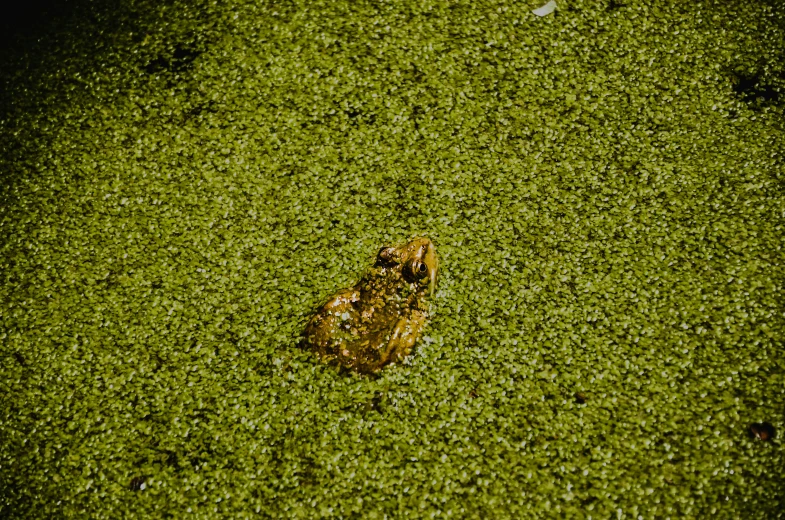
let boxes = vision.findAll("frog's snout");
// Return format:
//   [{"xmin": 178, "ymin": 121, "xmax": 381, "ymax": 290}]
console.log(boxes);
[{"xmin": 422, "ymin": 242, "xmax": 438, "ymax": 298}]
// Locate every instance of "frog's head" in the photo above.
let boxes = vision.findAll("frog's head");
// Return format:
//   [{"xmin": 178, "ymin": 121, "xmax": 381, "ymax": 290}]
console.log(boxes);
[{"xmin": 399, "ymin": 237, "xmax": 439, "ymax": 297}]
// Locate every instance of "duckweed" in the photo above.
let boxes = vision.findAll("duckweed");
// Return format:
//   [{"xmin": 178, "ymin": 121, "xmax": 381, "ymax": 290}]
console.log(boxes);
[{"xmin": 1, "ymin": 0, "xmax": 784, "ymax": 518}]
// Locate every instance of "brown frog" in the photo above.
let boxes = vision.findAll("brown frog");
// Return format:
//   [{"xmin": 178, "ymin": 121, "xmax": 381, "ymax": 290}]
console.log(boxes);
[{"xmin": 302, "ymin": 237, "xmax": 438, "ymax": 374}]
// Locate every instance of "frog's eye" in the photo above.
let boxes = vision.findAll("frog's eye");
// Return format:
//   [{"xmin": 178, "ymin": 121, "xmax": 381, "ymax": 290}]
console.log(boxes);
[
  {"xmin": 403, "ymin": 260, "xmax": 429, "ymax": 284},
  {"xmin": 413, "ymin": 261, "xmax": 429, "ymax": 280}
]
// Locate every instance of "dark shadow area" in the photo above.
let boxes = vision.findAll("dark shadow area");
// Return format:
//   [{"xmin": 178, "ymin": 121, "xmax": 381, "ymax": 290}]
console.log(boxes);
[
  {"xmin": 731, "ymin": 70, "xmax": 781, "ymax": 106},
  {"xmin": 0, "ymin": 0, "xmax": 77, "ymax": 51},
  {"xmin": 143, "ymin": 45, "xmax": 202, "ymax": 75}
]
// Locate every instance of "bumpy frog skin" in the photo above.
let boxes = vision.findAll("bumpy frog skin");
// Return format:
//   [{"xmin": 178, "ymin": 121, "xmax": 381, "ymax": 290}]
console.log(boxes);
[{"xmin": 302, "ymin": 237, "xmax": 438, "ymax": 374}]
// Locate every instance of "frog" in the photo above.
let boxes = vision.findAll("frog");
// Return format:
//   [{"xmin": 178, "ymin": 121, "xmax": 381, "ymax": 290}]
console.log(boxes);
[{"xmin": 301, "ymin": 237, "xmax": 438, "ymax": 374}]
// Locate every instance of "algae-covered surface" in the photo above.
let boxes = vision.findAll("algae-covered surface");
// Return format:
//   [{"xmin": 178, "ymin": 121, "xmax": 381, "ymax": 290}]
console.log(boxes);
[{"xmin": 2, "ymin": 0, "xmax": 784, "ymax": 517}]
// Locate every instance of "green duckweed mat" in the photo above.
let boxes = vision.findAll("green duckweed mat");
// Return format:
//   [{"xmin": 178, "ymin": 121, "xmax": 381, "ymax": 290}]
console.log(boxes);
[{"xmin": 2, "ymin": 0, "xmax": 784, "ymax": 517}]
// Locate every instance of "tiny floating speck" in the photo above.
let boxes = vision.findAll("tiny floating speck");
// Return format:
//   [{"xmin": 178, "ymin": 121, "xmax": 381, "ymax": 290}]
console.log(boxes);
[
  {"xmin": 749, "ymin": 422, "xmax": 776, "ymax": 441},
  {"xmin": 129, "ymin": 476, "xmax": 146, "ymax": 491},
  {"xmin": 533, "ymin": 0, "xmax": 557, "ymax": 17}
]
